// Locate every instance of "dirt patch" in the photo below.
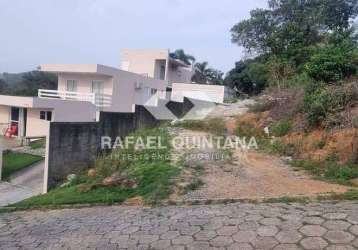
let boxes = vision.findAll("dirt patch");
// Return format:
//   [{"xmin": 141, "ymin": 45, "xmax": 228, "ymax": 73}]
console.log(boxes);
[
  {"xmin": 181, "ymin": 150, "xmax": 349, "ymax": 201},
  {"xmin": 123, "ymin": 196, "xmax": 145, "ymax": 206},
  {"xmin": 171, "ymin": 102, "xmax": 351, "ymax": 202},
  {"xmin": 282, "ymin": 128, "xmax": 358, "ymax": 163}
]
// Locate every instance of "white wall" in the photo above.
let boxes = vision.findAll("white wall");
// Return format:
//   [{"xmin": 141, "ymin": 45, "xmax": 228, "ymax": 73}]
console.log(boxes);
[
  {"xmin": 26, "ymin": 109, "xmax": 51, "ymax": 137},
  {"xmin": 58, "ymin": 73, "xmax": 113, "ymax": 95},
  {"xmin": 121, "ymin": 49, "xmax": 169, "ymax": 78},
  {"xmin": 33, "ymin": 98, "xmax": 97, "ymax": 122},
  {"xmin": 0, "ymin": 105, "xmax": 10, "ymax": 133},
  {"xmin": 171, "ymin": 83, "xmax": 225, "ymax": 103}
]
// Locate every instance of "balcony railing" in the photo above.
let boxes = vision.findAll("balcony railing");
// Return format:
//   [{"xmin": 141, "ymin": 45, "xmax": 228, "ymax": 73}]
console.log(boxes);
[{"xmin": 38, "ymin": 89, "xmax": 112, "ymax": 108}]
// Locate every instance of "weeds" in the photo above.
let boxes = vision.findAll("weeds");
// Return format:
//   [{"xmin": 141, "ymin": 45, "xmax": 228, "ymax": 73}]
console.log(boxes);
[
  {"xmin": 12, "ymin": 127, "xmax": 181, "ymax": 208},
  {"xmin": 248, "ymin": 101, "xmax": 274, "ymax": 113},
  {"xmin": 175, "ymin": 117, "xmax": 227, "ymax": 135},
  {"xmin": 235, "ymin": 121, "xmax": 264, "ymax": 138},
  {"xmin": 184, "ymin": 179, "xmax": 205, "ymax": 193},
  {"xmin": 271, "ymin": 120, "xmax": 292, "ymax": 137},
  {"xmin": 290, "ymin": 159, "xmax": 358, "ymax": 185},
  {"xmin": 264, "ymin": 196, "xmax": 309, "ymax": 204}
]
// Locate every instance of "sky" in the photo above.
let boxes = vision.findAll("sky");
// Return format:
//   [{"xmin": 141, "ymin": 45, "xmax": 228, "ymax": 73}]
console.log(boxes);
[{"xmin": 0, "ymin": 0, "xmax": 267, "ymax": 74}]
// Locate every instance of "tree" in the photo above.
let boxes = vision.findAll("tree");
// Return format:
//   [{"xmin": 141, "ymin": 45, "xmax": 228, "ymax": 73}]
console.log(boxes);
[
  {"xmin": 206, "ymin": 69, "xmax": 224, "ymax": 85},
  {"xmin": 191, "ymin": 62, "xmax": 224, "ymax": 85},
  {"xmin": 169, "ymin": 49, "xmax": 196, "ymax": 65},
  {"xmin": 192, "ymin": 62, "xmax": 211, "ymax": 84},
  {"xmin": 321, "ymin": 0, "xmax": 358, "ymax": 31},
  {"xmin": 0, "ymin": 78, "xmax": 7, "ymax": 94},
  {"xmin": 12, "ymin": 71, "xmax": 57, "ymax": 96},
  {"xmin": 231, "ymin": 0, "xmax": 358, "ymax": 58},
  {"xmin": 224, "ymin": 58, "xmax": 269, "ymax": 95}
]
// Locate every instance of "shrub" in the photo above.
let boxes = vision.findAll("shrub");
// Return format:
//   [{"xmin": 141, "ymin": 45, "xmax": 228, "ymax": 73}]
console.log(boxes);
[
  {"xmin": 303, "ymin": 82, "xmax": 358, "ymax": 127},
  {"xmin": 324, "ymin": 162, "xmax": 358, "ymax": 182},
  {"xmin": 235, "ymin": 121, "xmax": 264, "ymax": 138},
  {"xmin": 305, "ymin": 44, "xmax": 357, "ymax": 83},
  {"xmin": 266, "ymin": 56, "xmax": 296, "ymax": 90},
  {"xmin": 266, "ymin": 140, "xmax": 297, "ymax": 157},
  {"xmin": 271, "ymin": 120, "xmax": 292, "ymax": 137}
]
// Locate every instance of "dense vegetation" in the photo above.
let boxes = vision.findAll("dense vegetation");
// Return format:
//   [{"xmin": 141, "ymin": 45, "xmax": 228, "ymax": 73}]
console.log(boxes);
[
  {"xmin": 0, "ymin": 71, "xmax": 57, "ymax": 96},
  {"xmin": 224, "ymin": 0, "xmax": 358, "ymax": 95}
]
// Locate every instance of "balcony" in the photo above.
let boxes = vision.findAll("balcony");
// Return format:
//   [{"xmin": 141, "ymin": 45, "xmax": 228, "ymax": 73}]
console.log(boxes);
[{"xmin": 38, "ymin": 89, "xmax": 112, "ymax": 108}]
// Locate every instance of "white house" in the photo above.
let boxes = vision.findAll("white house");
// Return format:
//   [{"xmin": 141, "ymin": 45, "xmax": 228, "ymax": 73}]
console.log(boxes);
[{"xmin": 0, "ymin": 48, "xmax": 228, "ymax": 139}]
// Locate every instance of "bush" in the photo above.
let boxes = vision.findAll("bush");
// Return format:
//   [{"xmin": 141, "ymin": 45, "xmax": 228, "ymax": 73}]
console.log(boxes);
[
  {"xmin": 324, "ymin": 162, "xmax": 358, "ymax": 182},
  {"xmin": 266, "ymin": 140, "xmax": 297, "ymax": 157},
  {"xmin": 303, "ymin": 82, "xmax": 358, "ymax": 127},
  {"xmin": 266, "ymin": 56, "xmax": 295, "ymax": 90},
  {"xmin": 305, "ymin": 44, "xmax": 357, "ymax": 83},
  {"xmin": 271, "ymin": 120, "xmax": 292, "ymax": 137},
  {"xmin": 235, "ymin": 121, "xmax": 264, "ymax": 138}
]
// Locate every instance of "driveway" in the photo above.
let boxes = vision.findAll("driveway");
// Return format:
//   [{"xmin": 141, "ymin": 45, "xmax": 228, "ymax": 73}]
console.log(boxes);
[
  {"xmin": 1, "ymin": 202, "xmax": 358, "ymax": 249},
  {"xmin": 0, "ymin": 182, "xmax": 34, "ymax": 207},
  {"xmin": 0, "ymin": 161, "xmax": 44, "ymax": 207},
  {"xmin": 9, "ymin": 160, "xmax": 44, "ymax": 195}
]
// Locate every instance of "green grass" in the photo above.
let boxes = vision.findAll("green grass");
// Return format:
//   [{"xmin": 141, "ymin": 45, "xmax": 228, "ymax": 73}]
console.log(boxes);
[
  {"xmin": 11, "ymin": 127, "xmax": 181, "ymax": 209},
  {"xmin": 175, "ymin": 117, "xmax": 227, "ymax": 135},
  {"xmin": 318, "ymin": 189, "xmax": 358, "ymax": 201},
  {"xmin": 29, "ymin": 139, "xmax": 45, "ymax": 149},
  {"xmin": 2, "ymin": 151, "xmax": 43, "ymax": 179},
  {"xmin": 290, "ymin": 159, "xmax": 358, "ymax": 185},
  {"xmin": 14, "ymin": 185, "xmax": 133, "ymax": 208},
  {"xmin": 263, "ymin": 196, "xmax": 310, "ymax": 204}
]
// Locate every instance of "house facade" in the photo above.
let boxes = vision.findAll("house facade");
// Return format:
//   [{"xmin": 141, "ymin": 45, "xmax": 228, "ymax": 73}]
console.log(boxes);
[
  {"xmin": 121, "ymin": 49, "xmax": 194, "ymax": 86},
  {"xmin": 0, "ymin": 63, "xmax": 167, "ymax": 139},
  {"xmin": 0, "ymin": 48, "xmax": 230, "ymax": 140}
]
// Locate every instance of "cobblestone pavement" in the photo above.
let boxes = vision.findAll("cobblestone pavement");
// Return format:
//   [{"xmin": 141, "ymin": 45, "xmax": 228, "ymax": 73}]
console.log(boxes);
[{"xmin": 1, "ymin": 202, "xmax": 358, "ymax": 249}]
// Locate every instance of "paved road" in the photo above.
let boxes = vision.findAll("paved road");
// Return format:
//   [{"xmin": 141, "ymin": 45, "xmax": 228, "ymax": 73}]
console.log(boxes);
[
  {"xmin": 0, "ymin": 161, "xmax": 44, "ymax": 207},
  {"xmin": 1, "ymin": 202, "xmax": 358, "ymax": 249}
]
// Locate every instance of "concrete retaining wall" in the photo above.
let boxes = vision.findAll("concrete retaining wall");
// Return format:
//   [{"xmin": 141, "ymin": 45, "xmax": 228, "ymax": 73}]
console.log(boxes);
[
  {"xmin": 47, "ymin": 122, "xmax": 100, "ymax": 188},
  {"xmin": 46, "ymin": 105, "xmax": 159, "ymax": 189}
]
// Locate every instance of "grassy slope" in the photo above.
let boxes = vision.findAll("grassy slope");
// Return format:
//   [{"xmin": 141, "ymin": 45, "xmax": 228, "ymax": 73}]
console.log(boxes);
[
  {"xmin": 2, "ymin": 152, "xmax": 43, "ymax": 179},
  {"xmin": 12, "ymin": 127, "xmax": 181, "ymax": 209}
]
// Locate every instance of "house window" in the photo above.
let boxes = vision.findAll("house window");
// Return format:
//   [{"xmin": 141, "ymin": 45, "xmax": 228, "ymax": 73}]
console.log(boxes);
[
  {"xmin": 11, "ymin": 107, "xmax": 20, "ymax": 122},
  {"xmin": 91, "ymin": 80, "xmax": 104, "ymax": 94},
  {"xmin": 150, "ymin": 89, "xmax": 157, "ymax": 95},
  {"xmin": 66, "ymin": 80, "xmax": 77, "ymax": 92},
  {"xmin": 160, "ymin": 65, "xmax": 166, "ymax": 80},
  {"xmin": 40, "ymin": 111, "xmax": 52, "ymax": 121}
]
